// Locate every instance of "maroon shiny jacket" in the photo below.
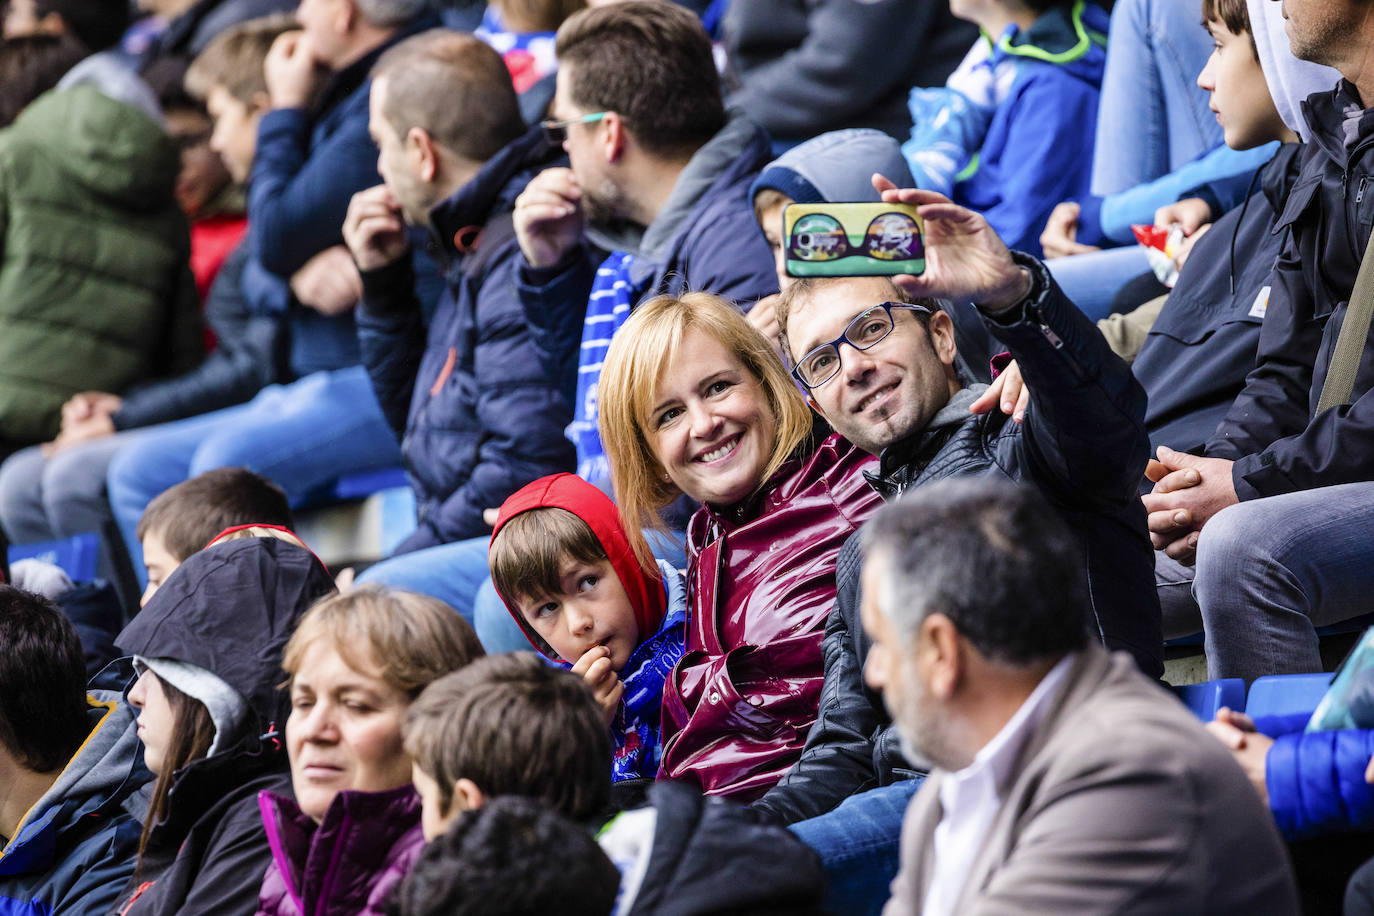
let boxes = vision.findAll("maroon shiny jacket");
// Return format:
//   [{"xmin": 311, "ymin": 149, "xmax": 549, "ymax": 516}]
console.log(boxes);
[{"xmin": 659, "ymin": 433, "xmax": 882, "ymax": 802}]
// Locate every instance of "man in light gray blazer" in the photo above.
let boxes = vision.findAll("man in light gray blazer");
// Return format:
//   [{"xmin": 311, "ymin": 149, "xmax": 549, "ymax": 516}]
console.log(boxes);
[{"xmin": 862, "ymin": 478, "xmax": 1297, "ymax": 915}]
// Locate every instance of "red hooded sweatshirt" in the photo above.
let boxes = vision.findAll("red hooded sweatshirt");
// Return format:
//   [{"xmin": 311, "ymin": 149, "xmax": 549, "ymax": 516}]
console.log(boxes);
[{"xmin": 491, "ymin": 473, "xmax": 666, "ymax": 657}]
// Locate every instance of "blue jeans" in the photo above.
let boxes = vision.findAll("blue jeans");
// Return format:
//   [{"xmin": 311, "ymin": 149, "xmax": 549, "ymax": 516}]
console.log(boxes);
[
  {"xmin": 106, "ymin": 366, "xmax": 401, "ymax": 584},
  {"xmin": 363, "ymin": 528, "xmax": 691, "ymax": 654},
  {"xmin": 358, "ymin": 533, "xmax": 494, "ymax": 628},
  {"xmin": 1091, "ymin": 0, "xmax": 1221, "ymax": 196},
  {"xmin": 790, "ymin": 779, "xmax": 923, "ymax": 916},
  {"xmin": 1047, "ymin": 246, "xmax": 1153, "ymax": 322},
  {"xmin": 1155, "ymin": 482, "xmax": 1374, "ymax": 682}
]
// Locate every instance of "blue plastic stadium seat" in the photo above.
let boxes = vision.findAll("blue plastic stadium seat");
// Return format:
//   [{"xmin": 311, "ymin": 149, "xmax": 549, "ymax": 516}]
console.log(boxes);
[
  {"xmin": 327, "ymin": 467, "xmax": 409, "ymax": 502},
  {"xmin": 1172, "ymin": 679, "xmax": 1245, "ymax": 722},
  {"xmin": 8, "ymin": 532, "xmax": 100, "ymax": 583},
  {"xmin": 1245, "ymin": 673, "xmax": 1334, "ymax": 719}
]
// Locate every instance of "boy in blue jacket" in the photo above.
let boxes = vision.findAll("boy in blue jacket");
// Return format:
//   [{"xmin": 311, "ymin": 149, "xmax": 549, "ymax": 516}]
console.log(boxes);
[
  {"xmin": 489, "ymin": 473, "xmax": 686, "ymax": 783},
  {"xmin": 902, "ymin": 0, "xmax": 1108, "ymax": 256}
]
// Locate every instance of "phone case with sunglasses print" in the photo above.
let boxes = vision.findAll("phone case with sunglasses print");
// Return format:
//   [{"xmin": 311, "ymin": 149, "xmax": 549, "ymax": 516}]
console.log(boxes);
[{"xmin": 782, "ymin": 202, "xmax": 925, "ymax": 278}]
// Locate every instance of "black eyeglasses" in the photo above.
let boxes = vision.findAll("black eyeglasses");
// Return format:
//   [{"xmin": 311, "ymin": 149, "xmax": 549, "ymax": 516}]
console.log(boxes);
[
  {"xmin": 540, "ymin": 111, "xmax": 607, "ymax": 145},
  {"xmin": 788, "ymin": 211, "xmax": 924, "ymax": 263},
  {"xmin": 791, "ymin": 302, "xmax": 932, "ymax": 389}
]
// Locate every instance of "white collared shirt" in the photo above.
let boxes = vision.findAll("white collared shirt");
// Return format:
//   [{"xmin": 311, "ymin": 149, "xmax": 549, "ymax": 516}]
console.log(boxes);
[{"xmin": 921, "ymin": 653, "xmax": 1076, "ymax": 916}]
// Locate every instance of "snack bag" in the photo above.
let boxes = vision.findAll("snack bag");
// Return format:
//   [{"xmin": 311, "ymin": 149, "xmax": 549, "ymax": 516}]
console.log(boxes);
[{"xmin": 1132, "ymin": 223, "xmax": 1186, "ymax": 289}]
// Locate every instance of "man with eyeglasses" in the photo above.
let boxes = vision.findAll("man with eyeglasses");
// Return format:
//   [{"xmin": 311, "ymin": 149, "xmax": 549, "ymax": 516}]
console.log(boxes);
[
  {"xmin": 511, "ymin": 1, "xmax": 777, "ymax": 488},
  {"xmin": 752, "ymin": 178, "xmax": 1160, "ymax": 898}
]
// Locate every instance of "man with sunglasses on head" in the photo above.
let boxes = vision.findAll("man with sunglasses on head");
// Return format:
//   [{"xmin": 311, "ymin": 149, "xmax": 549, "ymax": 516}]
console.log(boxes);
[
  {"xmin": 753, "ymin": 177, "xmax": 1160, "ymax": 903},
  {"xmin": 512, "ymin": 0, "xmax": 777, "ymax": 488}
]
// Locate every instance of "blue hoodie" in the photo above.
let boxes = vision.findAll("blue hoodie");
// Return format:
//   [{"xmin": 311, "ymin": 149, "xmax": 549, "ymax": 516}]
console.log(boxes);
[
  {"xmin": 0, "ymin": 690, "xmax": 149, "ymax": 916},
  {"xmin": 903, "ymin": 0, "xmax": 1108, "ymax": 256}
]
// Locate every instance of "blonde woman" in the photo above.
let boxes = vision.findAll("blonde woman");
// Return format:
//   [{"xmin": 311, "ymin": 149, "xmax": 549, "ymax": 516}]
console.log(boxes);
[
  {"xmin": 598, "ymin": 292, "xmax": 882, "ymax": 802},
  {"xmin": 257, "ymin": 586, "xmax": 484, "ymax": 916}
]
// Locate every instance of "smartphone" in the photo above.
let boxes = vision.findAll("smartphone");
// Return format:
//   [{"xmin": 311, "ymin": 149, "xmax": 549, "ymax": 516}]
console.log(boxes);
[{"xmin": 783, "ymin": 202, "xmax": 925, "ymax": 278}]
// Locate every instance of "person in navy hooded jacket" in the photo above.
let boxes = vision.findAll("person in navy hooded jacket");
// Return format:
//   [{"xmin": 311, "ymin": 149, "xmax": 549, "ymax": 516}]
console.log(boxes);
[{"xmin": 345, "ymin": 31, "xmax": 577, "ymax": 587}]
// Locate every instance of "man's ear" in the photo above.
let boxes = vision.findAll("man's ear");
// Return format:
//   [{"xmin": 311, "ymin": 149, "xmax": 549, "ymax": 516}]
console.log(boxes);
[
  {"xmin": 406, "ymin": 126, "xmax": 439, "ymax": 183},
  {"xmin": 920, "ymin": 612, "xmax": 963, "ymax": 701},
  {"xmin": 602, "ymin": 111, "xmax": 626, "ymax": 164},
  {"xmin": 453, "ymin": 777, "xmax": 486, "ymax": 812},
  {"xmin": 335, "ymin": 0, "xmax": 356, "ymax": 35},
  {"xmin": 928, "ymin": 310, "xmax": 959, "ymax": 369}
]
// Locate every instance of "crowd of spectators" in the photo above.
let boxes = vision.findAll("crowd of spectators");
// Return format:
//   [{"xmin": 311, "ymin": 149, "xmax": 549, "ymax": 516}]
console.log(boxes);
[{"xmin": 2, "ymin": 0, "xmax": 1374, "ymax": 911}]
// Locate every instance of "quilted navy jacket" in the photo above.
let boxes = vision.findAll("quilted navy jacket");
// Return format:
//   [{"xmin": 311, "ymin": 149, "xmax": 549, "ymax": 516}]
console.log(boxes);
[{"xmin": 357, "ymin": 127, "xmax": 576, "ymax": 553}]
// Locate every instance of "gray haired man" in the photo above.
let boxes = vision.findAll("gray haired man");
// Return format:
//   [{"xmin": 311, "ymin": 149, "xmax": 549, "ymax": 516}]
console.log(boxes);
[{"xmin": 863, "ymin": 478, "xmax": 1297, "ymax": 915}]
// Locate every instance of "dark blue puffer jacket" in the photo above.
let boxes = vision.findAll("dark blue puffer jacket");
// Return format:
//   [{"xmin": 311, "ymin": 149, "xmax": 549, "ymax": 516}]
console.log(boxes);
[
  {"xmin": 357, "ymin": 126, "xmax": 576, "ymax": 553},
  {"xmin": 1257, "ymin": 713, "xmax": 1374, "ymax": 841}
]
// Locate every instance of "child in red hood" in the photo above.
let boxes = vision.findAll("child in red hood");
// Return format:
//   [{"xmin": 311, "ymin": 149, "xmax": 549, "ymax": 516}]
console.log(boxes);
[{"xmin": 489, "ymin": 473, "xmax": 686, "ymax": 783}]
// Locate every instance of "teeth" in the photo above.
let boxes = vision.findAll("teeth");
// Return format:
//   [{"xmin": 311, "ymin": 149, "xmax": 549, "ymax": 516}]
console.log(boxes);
[
  {"xmin": 699, "ymin": 440, "xmax": 736, "ymax": 462},
  {"xmin": 857, "ymin": 385, "xmax": 892, "ymax": 412}
]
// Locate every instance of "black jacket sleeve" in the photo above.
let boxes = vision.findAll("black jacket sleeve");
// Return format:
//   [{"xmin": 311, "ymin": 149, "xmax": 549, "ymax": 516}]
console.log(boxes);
[
  {"xmin": 1206, "ymin": 206, "xmax": 1320, "ymax": 469},
  {"xmin": 113, "ymin": 242, "xmax": 280, "ymax": 430},
  {"xmin": 986, "ymin": 253, "xmax": 1151, "ymax": 511},
  {"xmin": 356, "ymin": 254, "xmax": 425, "ymax": 440}
]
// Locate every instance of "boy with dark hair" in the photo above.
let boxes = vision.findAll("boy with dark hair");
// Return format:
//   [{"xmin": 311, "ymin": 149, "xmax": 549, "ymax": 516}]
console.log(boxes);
[
  {"xmin": 901, "ymin": 0, "xmax": 1109, "ymax": 256},
  {"xmin": 1, "ymin": 0, "xmax": 161, "ymax": 121},
  {"xmin": 403, "ymin": 652, "xmax": 612, "ymax": 837},
  {"xmin": 388, "ymin": 797, "xmax": 618, "ymax": 916},
  {"xmin": 0, "ymin": 585, "xmax": 149, "ymax": 916},
  {"xmin": 487, "ymin": 473, "xmax": 685, "ymax": 782},
  {"xmin": 982, "ymin": 0, "xmax": 1302, "ymax": 453},
  {"xmin": 135, "ymin": 467, "xmax": 293, "ymax": 603}
]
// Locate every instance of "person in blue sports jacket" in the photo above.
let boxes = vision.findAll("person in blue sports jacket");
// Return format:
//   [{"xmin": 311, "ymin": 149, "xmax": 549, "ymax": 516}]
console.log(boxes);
[
  {"xmin": 489, "ymin": 474, "xmax": 687, "ymax": 785},
  {"xmin": 0, "ymin": 587, "xmax": 148, "ymax": 916},
  {"xmin": 904, "ymin": 0, "xmax": 1109, "ymax": 257}
]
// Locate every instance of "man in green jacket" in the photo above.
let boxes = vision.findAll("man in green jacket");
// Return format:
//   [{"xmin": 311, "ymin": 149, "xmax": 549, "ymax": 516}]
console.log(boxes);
[{"xmin": 0, "ymin": 43, "xmax": 202, "ymax": 455}]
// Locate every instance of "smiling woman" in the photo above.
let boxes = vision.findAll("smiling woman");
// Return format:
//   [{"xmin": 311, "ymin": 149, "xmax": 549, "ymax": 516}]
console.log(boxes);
[
  {"xmin": 258, "ymin": 586, "xmax": 485, "ymax": 916},
  {"xmin": 599, "ymin": 293, "xmax": 884, "ymax": 802}
]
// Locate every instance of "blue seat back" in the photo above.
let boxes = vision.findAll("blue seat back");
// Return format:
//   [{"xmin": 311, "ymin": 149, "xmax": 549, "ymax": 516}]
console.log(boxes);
[
  {"xmin": 1172, "ymin": 679, "xmax": 1245, "ymax": 722},
  {"xmin": 1246, "ymin": 673, "xmax": 1334, "ymax": 719},
  {"xmin": 8, "ymin": 532, "xmax": 100, "ymax": 583}
]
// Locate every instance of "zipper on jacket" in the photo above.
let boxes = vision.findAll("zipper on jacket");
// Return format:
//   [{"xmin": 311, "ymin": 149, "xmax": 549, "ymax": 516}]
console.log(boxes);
[{"xmin": 1033, "ymin": 308, "xmax": 1064, "ymax": 349}]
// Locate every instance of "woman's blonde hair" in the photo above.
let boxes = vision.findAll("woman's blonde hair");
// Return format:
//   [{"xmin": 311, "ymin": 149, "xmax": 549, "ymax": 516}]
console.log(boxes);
[
  {"xmin": 281, "ymin": 585, "xmax": 484, "ymax": 698},
  {"xmin": 599, "ymin": 292, "xmax": 812, "ymax": 569}
]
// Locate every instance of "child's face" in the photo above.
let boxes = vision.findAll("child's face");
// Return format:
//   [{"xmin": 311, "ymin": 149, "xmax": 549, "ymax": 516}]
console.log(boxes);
[
  {"xmin": 140, "ymin": 530, "xmax": 182, "ymax": 607},
  {"xmin": 206, "ymin": 84, "xmax": 265, "ymax": 184},
  {"xmin": 1197, "ymin": 20, "xmax": 1287, "ymax": 151},
  {"xmin": 755, "ymin": 195, "xmax": 794, "ymax": 291},
  {"xmin": 516, "ymin": 559, "xmax": 641, "ymax": 671}
]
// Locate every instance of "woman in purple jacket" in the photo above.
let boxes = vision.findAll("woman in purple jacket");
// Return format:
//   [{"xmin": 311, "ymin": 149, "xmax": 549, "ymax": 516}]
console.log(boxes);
[
  {"xmin": 598, "ymin": 292, "xmax": 882, "ymax": 803},
  {"xmin": 256, "ymin": 587, "xmax": 484, "ymax": 916}
]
